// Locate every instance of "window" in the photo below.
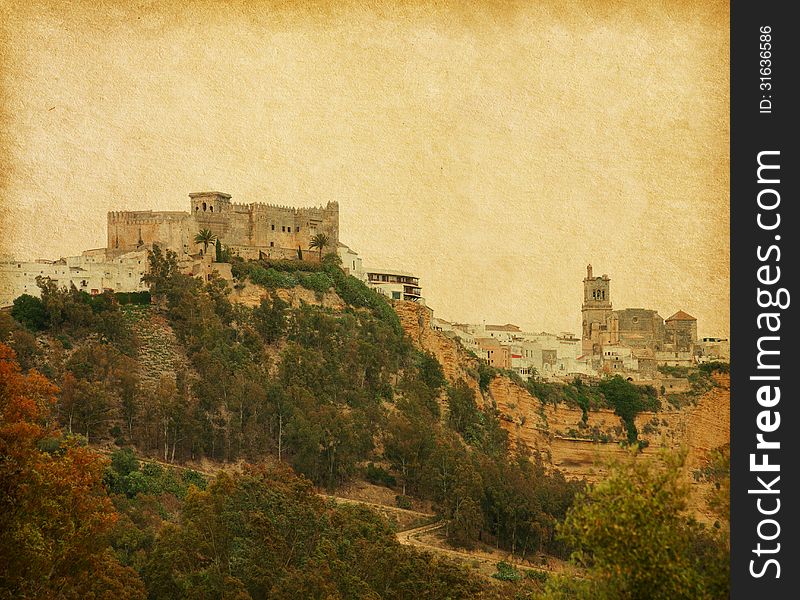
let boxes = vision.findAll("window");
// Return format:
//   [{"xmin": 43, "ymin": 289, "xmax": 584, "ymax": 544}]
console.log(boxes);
[
  {"xmin": 270, "ymin": 242, "xmax": 274, "ymax": 247},
  {"xmin": 210, "ymin": 205, "xmax": 213, "ymax": 212},
  {"xmin": 392, "ymin": 291, "xmax": 401, "ymax": 300},
  {"xmin": 271, "ymin": 224, "xmax": 275, "ymax": 230},
  {"xmin": 202, "ymin": 202, "xmax": 207, "ymax": 211},
  {"xmin": 296, "ymin": 226, "xmax": 300, "ymax": 232},
  {"xmin": 281, "ymin": 226, "xmax": 285, "ymax": 232}
]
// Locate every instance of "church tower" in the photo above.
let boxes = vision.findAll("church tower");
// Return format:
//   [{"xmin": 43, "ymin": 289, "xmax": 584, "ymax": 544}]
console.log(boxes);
[{"xmin": 581, "ymin": 264, "xmax": 613, "ymax": 353}]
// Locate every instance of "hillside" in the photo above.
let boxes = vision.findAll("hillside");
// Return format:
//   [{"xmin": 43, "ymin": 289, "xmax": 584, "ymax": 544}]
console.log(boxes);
[
  {"xmin": 1, "ymin": 256, "xmax": 730, "ymax": 598},
  {"xmin": 394, "ymin": 300, "xmax": 730, "ymax": 520}
]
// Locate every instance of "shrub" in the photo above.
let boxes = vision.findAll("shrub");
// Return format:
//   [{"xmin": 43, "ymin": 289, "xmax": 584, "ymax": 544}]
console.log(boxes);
[
  {"xmin": 115, "ymin": 291, "xmax": 151, "ymax": 305},
  {"xmin": 477, "ymin": 362, "xmax": 496, "ymax": 392},
  {"xmin": 492, "ymin": 561, "xmax": 522, "ymax": 582},
  {"xmin": 11, "ymin": 294, "xmax": 47, "ymax": 331},
  {"xmin": 297, "ymin": 271, "xmax": 334, "ymax": 297},
  {"xmin": 699, "ymin": 361, "xmax": 730, "ymax": 375},
  {"xmin": 365, "ymin": 463, "xmax": 397, "ymax": 488},
  {"xmin": 249, "ymin": 266, "xmax": 298, "ymax": 289},
  {"xmin": 525, "ymin": 569, "xmax": 548, "ymax": 584}
]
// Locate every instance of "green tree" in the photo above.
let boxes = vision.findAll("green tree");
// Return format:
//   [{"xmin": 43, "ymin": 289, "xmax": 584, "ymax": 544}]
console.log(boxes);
[
  {"xmin": 598, "ymin": 375, "xmax": 659, "ymax": 444},
  {"xmin": 309, "ymin": 232, "xmax": 330, "ymax": 261},
  {"xmin": 253, "ymin": 295, "xmax": 288, "ymax": 344},
  {"xmin": 141, "ymin": 244, "xmax": 183, "ymax": 299},
  {"xmin": 384, "ymin": 414, "xmax": 436, "ymax": 496},
  {"xmin": 553, "ymin": 451, "xmax": 729, "ymax": 600},
  {"xmin": 11, "ymin": 294, "xmax": 48, "ymax": 331},
  {"xmin": 194, "ymin": 228, "xmax": 217, "ymax": 255}
]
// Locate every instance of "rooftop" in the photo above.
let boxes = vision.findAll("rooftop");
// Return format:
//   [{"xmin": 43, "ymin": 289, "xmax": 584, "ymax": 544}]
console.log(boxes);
[{"xmin": 666, "ymin": 310, "xmax": 697, "ymax": 322}]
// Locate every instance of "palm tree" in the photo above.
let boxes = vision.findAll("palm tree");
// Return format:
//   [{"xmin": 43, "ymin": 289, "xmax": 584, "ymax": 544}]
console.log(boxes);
[
  {"xmin": 194, "ymin": 229, "xmax": 217, "ymax": 255},
  {"xmin": 309, "ymin": 232, "xmax": 330, "ymax": 262}
]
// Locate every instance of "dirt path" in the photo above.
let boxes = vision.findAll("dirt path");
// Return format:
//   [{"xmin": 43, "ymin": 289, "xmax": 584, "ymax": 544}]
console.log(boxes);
[
  {"xmin": 95, "ymin": 448, "xmax": 434, "ymax": 524},
  {"xmin": 96, "ymin": 448, "xmax": 568, "ymax": 580},
  {"xmin": 397, "ymin": 520, "xmax": 563, "ymax": 580}
]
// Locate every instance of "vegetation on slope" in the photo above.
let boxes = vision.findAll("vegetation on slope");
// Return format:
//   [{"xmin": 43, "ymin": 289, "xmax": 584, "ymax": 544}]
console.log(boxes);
[
  {"xmin": 0, "ymin": 250, "xmax": 730, "ymax": 598},
  {"xmin": 543, "ymin": 452, "xmax": 729, "ymax": 600}
]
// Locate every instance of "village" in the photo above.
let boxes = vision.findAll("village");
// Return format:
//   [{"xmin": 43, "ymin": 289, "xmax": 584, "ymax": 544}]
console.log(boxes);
[{"xmin": 1, "ymin": 190, "xmax": 729, "ymax": 388}]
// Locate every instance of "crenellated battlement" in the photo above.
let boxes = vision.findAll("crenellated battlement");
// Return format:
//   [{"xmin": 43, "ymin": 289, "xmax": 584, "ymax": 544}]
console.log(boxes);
[
  {"xmin": 106, "ymin": 192, "xmax": 338, "ymax": 256},
  {"xmin": 228, "ymin": 201, "xmax": 338, "ymax": 213},
  {"xmin": 108, "ymin": 210, "xmax": 188, "ymax": 224}
]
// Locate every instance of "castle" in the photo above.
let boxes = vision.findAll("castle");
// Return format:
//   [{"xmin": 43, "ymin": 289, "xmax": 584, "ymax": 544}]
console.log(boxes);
[
  {"xmin": 1, "ymin": 192, "xmax": 340, "ymax": 306},
  {"xmin": 581, "ymin": 264, "xmax": 698, "ymax": 369},
  {"xmin": 108, "ymin": 191, "xmax": 339, "ymax": 261}
]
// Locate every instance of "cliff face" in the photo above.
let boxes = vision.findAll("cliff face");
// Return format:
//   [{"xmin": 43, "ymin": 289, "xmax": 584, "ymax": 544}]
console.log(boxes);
[
  {"xmin": 395, "ymin": 301, "xmax": 730, "ymax": 520},
  {"xmin": 393, "ymin": 301, "xmax": 482, "ymax": 395},
  {"xmin": 229, "ymin": 281, "xmax": 346, "ymax": 311}
]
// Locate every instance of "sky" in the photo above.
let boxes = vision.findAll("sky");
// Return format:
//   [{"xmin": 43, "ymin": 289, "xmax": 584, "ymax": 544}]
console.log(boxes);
[{"xmin": 0, "ymin": 0, "xmax": 729, "ymax": 337}]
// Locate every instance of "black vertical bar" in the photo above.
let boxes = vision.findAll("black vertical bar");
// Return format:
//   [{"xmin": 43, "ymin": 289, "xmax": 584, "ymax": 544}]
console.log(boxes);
[{"xmin": 731, "ymin": 1, "xmax": 798, "ymax": 597}]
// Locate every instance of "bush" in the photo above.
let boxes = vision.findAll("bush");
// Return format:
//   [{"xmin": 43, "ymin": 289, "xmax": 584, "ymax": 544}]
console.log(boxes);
[
  {"xmin": 699, "ymin": 361, "xmax": 729, "ymax": 375},
  {"xmin": 492, "ymin": 561, "xmax": 522, "ymax": 582},
  {"xmin": 111, "ymin": 448, "xmax": 140, "ymax": 477},
  {"xmin": 365, "ymin": 463, "xmax": 397, "ymax": 488},
  {"xmin": 525, "ymin": 569, "xmax": 548, "ymax": 584},
  {"xmin": 477, "ymin": 362, "xmax": 496, "ymax": 392},
  {"xmin": 598, "ymin": 376, "xmax": 659, "ymax": 444},
  {"xmin": 249, "ymin": 266, "xmax": 298, "ymax": 289},
  {"xmin": 11, "ymin": 294, "xmax": 47, "ymax": 331},
  {"xmin": 115, "ymin": 291, "xmax": 152, "ymax": 305},
  {"xmin": 297, "ymin": 271, "xmax": 334, "ymax": 297}
]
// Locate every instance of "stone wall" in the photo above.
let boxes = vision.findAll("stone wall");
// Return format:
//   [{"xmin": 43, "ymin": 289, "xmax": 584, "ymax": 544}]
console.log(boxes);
[
  {"xmin": 107, "ymin": 195, "xmax": 339, "ymax": 259},
  {"xmin": 614, "ymin": 308, "xmax": 666, "ymax": 350}
]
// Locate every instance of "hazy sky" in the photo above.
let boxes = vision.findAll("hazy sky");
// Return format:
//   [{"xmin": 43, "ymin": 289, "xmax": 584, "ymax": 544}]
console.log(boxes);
[{"xmin": 1, "ymin": 0, "xmax": 729, "ymax": 336}]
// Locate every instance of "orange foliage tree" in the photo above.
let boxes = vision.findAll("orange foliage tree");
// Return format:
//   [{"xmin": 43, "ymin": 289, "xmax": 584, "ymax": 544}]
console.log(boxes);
[{"xmin": 0, "ymin": 343, "xmax": 145, "ymax": 598}]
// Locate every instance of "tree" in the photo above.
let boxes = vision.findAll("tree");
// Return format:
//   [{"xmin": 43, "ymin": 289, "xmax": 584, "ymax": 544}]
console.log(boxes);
[
  {"xmin": 253, "ymin": 295, "xmax": 288, "ymax": 344},
  {"xmin": 384, "ymin": 414, "xmax": 436, "ymax": 496},
  {"xmin": 0, "ymin": 343, "xmax": 146, "ymax": 598},
  {"xmin": 142, "ymin": 244, "xmax": 179, "ymax": 285},
  {"xmin": 309, "ymin": 232, "xmax": 330, "ymax": 261},
  {"xmin": 194, "ymin": 228, "xmax": 217, "ymax": 255},
  {"xmin": 552, "ymin": 451, "xmax": 729, "ymax": 600},
  {"xmin": 11, "ymin": 294, "xmax": 48, "ymax": 331}
]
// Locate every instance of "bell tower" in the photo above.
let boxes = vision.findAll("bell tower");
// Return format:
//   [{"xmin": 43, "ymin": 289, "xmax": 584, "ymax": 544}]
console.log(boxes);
[{"xmin": 581, "ymin": 264, "xmax": 613, "ymax": 353}]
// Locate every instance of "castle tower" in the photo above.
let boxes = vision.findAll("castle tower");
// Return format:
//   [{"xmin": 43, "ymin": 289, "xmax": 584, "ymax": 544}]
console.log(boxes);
[
  {"xmin": 581, "ymin": 264, "xmax": 612, "ymax": 353},
  {"xmin": 189, "ymin": 191, "xmax": 231, "ymax": 216}
]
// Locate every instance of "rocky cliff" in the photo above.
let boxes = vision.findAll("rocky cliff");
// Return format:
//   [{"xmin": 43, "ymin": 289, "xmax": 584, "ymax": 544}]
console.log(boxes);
[{"xmin": 395, "ymin": 301, "xmax": 730, "ymax": 520}]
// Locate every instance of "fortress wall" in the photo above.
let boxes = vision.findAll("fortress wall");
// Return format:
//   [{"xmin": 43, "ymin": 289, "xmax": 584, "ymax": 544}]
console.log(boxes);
[
  {"xmin": 224, "ymin": 201, "xmax": 339, "ymax": 253},
  {"xmin": 105, "ymin": 198, "xmax": 339, "ymax": 259},
  {"xmin": 108, "ymin": 211, "xmax": 190, "ymax": 254}
]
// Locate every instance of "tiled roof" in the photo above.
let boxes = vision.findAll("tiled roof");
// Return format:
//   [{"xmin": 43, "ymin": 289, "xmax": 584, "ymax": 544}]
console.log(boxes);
[{"xmin": 666, "ymin": 310, "xmax": 696, "ymax": 322}]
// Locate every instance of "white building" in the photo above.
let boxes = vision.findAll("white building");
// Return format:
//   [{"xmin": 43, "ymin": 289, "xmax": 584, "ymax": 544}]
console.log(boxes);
[
  {"xmin": 337, "ymin": 243, "xmax": 366, "ymax": 281},
  {"xmin": 1, "ymin": 249, "xmax": 149, "ymax": 307},
  {"xmin": 696, "ymin": 337, "xmax": 730, "ymax": 362},
  {"xmin": 365, "ymin": 268, "xmax": 423, "ymax": 303}
]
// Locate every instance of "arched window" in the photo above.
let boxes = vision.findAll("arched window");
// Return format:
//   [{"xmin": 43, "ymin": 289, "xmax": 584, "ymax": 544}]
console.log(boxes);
[
  {"xmin": 202, "ymin": 202, "xmax": 207, "ymax": 211},
  {"xmin": 210, "ymin": 205, "xmax": 213, "ymax": 212}
]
